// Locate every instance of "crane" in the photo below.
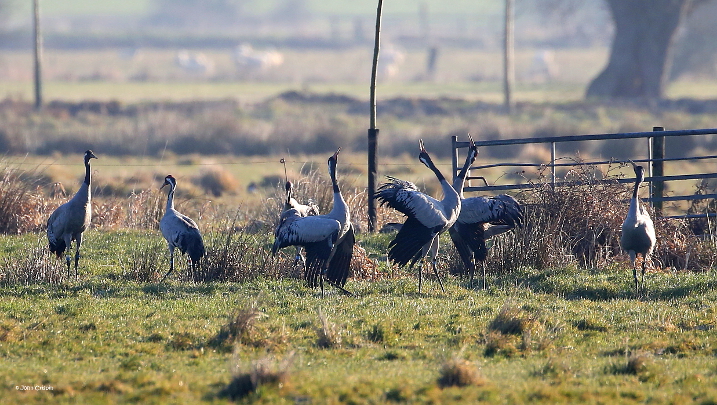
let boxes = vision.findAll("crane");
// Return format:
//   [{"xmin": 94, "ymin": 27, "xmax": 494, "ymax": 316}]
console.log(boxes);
[
  {"xmin": 375, "ymin": 139, "xmax": 474, "ymax": 293},
  {"xmin": 276, "ymin": 158, "xmax": 320, "ymax": 269},
  {"xmin": 273, "ymin": 149, "xmax": 354, "ymax": 296},
  {"xmin": 620, "ymin": 163, "xmax": 656, "ymax": 293},
  {"xmin": 159, "ymin": 175, "xmax": 206, "ymax": 282},
  {"xmin": 449, "ymin": 140, "xmax": 523, "ymax": 288},
  {"xmin": 47, "ymin": 150, "xmax": 98, "ymax": 278}
]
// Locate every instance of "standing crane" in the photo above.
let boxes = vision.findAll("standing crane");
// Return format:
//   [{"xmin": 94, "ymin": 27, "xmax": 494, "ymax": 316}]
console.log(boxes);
[
  {"xmin": 620, "ymin": 163, "xmax": 656, "ymax": 293},
  {"xmin": 47, "ymin": 150, "xmax": 98, "ymax": 278},
  {"xmin": 159, "ymin": 175, "xmax": 206, "ymax": 282},
  {"xmin": 449, "ymin": 139, "xmax": 523, "ymax": 288},
  {"xmin": 375, "ymin": 139, "xmax": 474, "ymax": 293},
  {"xmin": 277, "ymin": 158, "xmax": 320, "ymax": 269},
  {"xmin": 273, "ymin": 149, "xmax": 354, "ymax": 296}
]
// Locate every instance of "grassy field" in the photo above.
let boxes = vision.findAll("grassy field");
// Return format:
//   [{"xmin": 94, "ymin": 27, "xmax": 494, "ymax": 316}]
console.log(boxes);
[{"xmin": 2, "ymin": 230, "xmax": 717, "ymax": 404}]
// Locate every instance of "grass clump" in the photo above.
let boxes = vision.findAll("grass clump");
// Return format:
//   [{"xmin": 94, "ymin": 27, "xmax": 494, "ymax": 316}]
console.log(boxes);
[
  {"xmin": 220, "ymin": 352, "xmax": 294, "ymax": 401},
  {"xmin": 210, "ymin": 298, "xmax": 266, "ymax": 347},
  {"xmin": 315, "ymin": 308, "xmax": 342, "ymax": 349},
  {"xmin": 0, "ymin": 237, "xmax": 66, "ymax": 285},
  {"xmin": 488, "ymin": 302, "xmax": 535, "ymax": 336},
  {"xmin": 437, "ymin": 350, "xmax": 485, "ymax": 388}
]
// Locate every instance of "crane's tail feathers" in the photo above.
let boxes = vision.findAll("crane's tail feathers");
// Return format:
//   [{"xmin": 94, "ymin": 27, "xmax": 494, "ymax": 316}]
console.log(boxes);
[{"xmin": 49, "ymin": 239, "xmax": 67, "ymax": 259}]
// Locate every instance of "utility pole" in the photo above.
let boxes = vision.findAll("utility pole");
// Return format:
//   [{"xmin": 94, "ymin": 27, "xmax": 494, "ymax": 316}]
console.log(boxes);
[
  {"xmin": 33, "ymin": 0, "xmax": 43, "ymax": 110},
  {"xmin": 503, "ymin": 0, "xmax": 514, "ymax": 114},
  {"xmin": 367, "ymin": 0, "xmax": 383, "ymax": 233}
]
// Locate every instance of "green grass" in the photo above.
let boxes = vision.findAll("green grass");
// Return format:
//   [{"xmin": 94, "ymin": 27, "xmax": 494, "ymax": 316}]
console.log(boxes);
[{"xmin": 2, "ymin": 230, "xmax": 717, "ymax": 403}]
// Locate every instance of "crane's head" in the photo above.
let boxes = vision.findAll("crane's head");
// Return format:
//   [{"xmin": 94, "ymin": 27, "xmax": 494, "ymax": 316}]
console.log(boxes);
[
  {"xmin": 84, "ymin": 150, "xmax": 98, "ymax": 163},
  {"xmin": 633, "ymin": 163, "xmax": 645, "ymax": 183},
  {"xmin": 418, "ymin": 139, "xmax": 433, "ymax": 168},
  {"xmin": 328, "ymin": 147, "xmax": 340, "ymax": 178},
  {"xmin": 466, "ymin": 135, "xmax": 478, "ymax": 164},
  {"xmin": 161, "ymin": 174, "xmax": 176, "ymax": 190}
]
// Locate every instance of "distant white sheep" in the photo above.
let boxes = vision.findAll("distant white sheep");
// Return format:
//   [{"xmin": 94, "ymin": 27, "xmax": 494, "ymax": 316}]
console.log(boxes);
[
  {"xmin": 379, "ymin": 44, "xmax": 405, "ymax": 79},
  {"xmin": 233, "ymin": 43, "xmax": 284, "ymax": 71},
  {"xmin": 175, "ymin": 50, "xmax": 215, "ymax": 75}
]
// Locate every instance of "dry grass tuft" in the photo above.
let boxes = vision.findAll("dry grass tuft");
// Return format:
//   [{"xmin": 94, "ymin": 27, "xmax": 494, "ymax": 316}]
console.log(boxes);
[
  {"xmin": 437, "ymin": 349, "xmax": 485, "ymax": 388},
  {"xmin": 0, "ymin": 162, "xmax": 55, "ymax": 234},
  {"xmin": 488, "ymin": 302, "xmax": 536, "ymax": 336},
  {"xmin": 199, "ymin": 215, "xmax": 284, "ymax": 282},
  {"xmin": 315, "ymin": 308, "xmax": 342, "ymax": 349},
  {"xmin": 0, "ymin": 237, "xmax": 66, "ymax": 285},
  {"xmin": 221, "ymin": 351, "xmax": 294, "ymax": 400},
  {"xmin": 211, "ymin": 298, "xmax": 267, "ymax": 347}
]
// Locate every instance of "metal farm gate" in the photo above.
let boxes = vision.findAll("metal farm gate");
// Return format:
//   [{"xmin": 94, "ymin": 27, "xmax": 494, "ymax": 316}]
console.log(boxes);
[{"xmin": 451, "ymin": 127, "xmax": 717, "ymax": 220}]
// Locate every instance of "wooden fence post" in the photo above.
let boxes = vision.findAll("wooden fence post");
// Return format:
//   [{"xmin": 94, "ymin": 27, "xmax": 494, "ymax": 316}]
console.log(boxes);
[
  {"xmin": 651, "ymin": 126, "xmax": 665, "ymax": 214},
  {"xmin": 367, "ymin": 0, "xmax": 383, "ymax": 233},
  {"xmin": 33, "ymin": 0, "xmax": 43, "ymax": 110}
]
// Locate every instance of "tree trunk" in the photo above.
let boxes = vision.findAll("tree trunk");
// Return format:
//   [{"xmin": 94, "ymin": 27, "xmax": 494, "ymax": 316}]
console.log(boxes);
[{"xmin": 586, "ymin": 0, "xmax": 692, "ymax": 99}]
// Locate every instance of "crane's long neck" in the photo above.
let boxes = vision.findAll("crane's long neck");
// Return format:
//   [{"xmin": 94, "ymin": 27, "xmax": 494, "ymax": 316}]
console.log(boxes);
[
  {"xmin": 426, "ymin": 157, "xmax": 460, "ymax": 211},
  {"xmin": 452, "ymin": 152, "xmax": 474, "ymax": 199},
  {"xmin": 327, "ymin": 162, "xmax": 349, "ymax": 226},
  {"xmin": 166, "ymin": 184, "xmax": 176, "ymax": 211},
  {"xmin": 628, "ymin": 175, "xmax": 641, "ymax": 218},
  {"xmin": 74, "ymin": 158, "xmax": 92, "ymax": 203}
]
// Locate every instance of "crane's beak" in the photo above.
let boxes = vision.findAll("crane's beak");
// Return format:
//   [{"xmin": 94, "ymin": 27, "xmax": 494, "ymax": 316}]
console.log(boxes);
[
  {"xmin": 333, "ymin": 148, "xmax": 341, "ymax": 158},
  {"xmin": 419, "ymin": 139, "xmax": 426, "ymax": 153}
]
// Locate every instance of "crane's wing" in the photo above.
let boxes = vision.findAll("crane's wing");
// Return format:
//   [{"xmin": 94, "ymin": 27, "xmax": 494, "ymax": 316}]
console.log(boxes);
[
  {"xmin": 177, "ymin": 226, "xmax": 205, "ymax": 262},
  {"xmin": 459, "ymin": 195, "xmax": 523, "ymax": 228},
  {"xmin": 304, "ymin": 229, "xmax": 340, "ymax": 288},
  {"xmin": 176, "ymin": 212, "xmax": 200, "ymax": 229},
  {"xmin": 47, "ymin": 203, "xmax": 69, "ymax": 257},
  {"xmin": 388, "ymin": 217, "xmax": 442, "ymax": 268},
  {"xmin": 375, "ymin": 176, "xmax": 446, "ymax": 228},
  {"xmin": 272, "ymin": 216, "xmax": 340, "ymax": 255},
  {"xmin": 325, "ymin": 225, "xmax": 355, "ymax": 288}
]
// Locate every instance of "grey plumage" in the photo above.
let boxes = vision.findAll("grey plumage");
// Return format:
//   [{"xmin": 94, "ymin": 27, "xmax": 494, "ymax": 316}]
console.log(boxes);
[
  {"xmin": 47, "ymin": 150, "xmax": 97, "ymax": 278},
  {"xmin": 449, "ymin": 141, "xmax": 523, "ymax": 287},
  {"xmin": 620, "ymin": 164, "xmax": 656, "ymax": 293},
  {"xmin": 375, "ymin": 139, "xmax": 470, "ymax": 293},
  {"xmin": 276, "ymin": 179, "xmax": 320, "ymax": 269},
  {"xmin": 273, "ymin": 149, "xmax": 354, "ymax": 295},
  {"xmin": 159, "ymin": 174, "xmax": 206, "ymax": 282}
]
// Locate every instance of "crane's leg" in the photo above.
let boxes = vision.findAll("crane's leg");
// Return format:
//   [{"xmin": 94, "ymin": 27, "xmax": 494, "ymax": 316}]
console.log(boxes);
[
  {"xmin": 428, "ymin": 236, "xmax": 444, "ymax": 293},
  {"xmin": 161, "ymin": 246, "xmax": 175, "ymax": 282},
  {"xmin": 64, "ymin": 235, "xmax": 72, "ymax": 279},
  {"xmin": 431, "ymin": 258, "xmax": 445, "ymax": 293},
  {"xmin": 74, "ymin": 234, "xmax": 83, "ymax": 279},
  {"xmin": 320, "ymin": 267, "xmax": 325, "ymax": 298},
  {"xmin": 417, "ymin": 258, "xmax": 423, "ymax": 294},
  {"xmin": 481, "ymin": 261, "xmax": 487, "ymax": 290},
  {"xmin": 629, "ymin": 252, "xmax": 638, "ymax": 293},
  {"xmin": 641, "ymin": 255, "xmax": 648, "ymax": 293}
]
